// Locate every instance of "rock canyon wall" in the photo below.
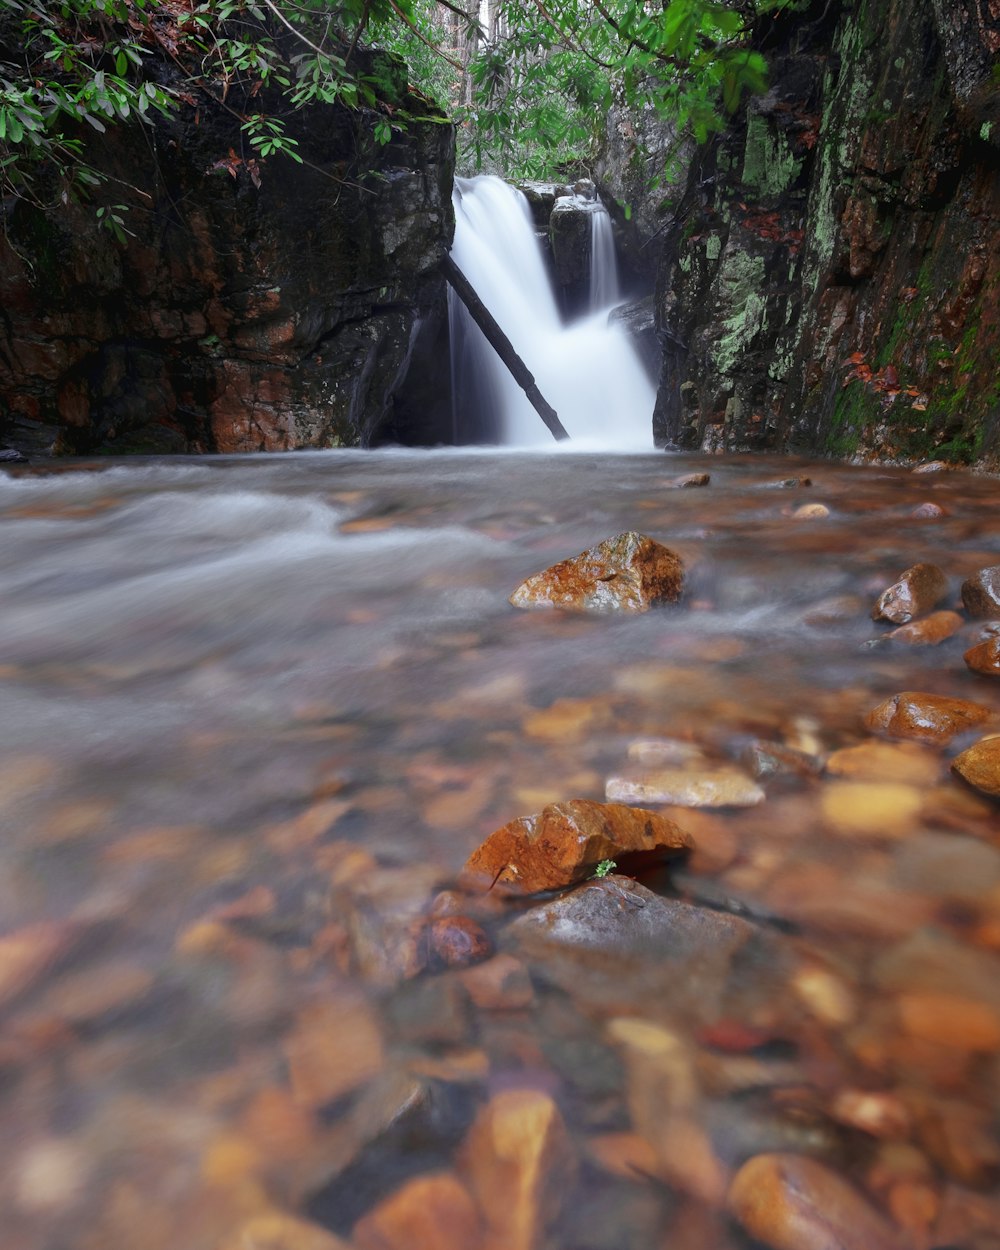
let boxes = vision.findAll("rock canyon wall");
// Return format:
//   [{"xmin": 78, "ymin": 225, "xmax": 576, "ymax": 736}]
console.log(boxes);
[
  {"xmin": 0, "ymin": 51, "xmax": 454, "ymax": 456},
  {"xmin": 602, "ymin": 0, "xmax": 1000, "ymax": 467}
]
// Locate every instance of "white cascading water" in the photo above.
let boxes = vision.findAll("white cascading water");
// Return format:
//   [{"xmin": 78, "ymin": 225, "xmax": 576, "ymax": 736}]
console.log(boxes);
[{"xmin": 449, "ymin": 175, "xmax": 655, "ymax": 448}]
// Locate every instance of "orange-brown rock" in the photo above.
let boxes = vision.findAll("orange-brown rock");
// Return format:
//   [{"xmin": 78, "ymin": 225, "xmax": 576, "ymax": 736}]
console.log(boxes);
[
  {"xmin": 912, "ymin": 501, "xmax": 946, "ymax": 517},
  {"xmin": 825, "ymin": 740, "xmax": 942, "ymax": 786},
  {"xmin": 865, "ymin": 692, "xmax": 993, "ymax": 744},
  {"xmin": 508, "ymin": 531, "xmax": 683, "ymax": 613},
  {"xmin": 461, "ymin": 799, "xmax": 690, "ymax": 893},
  {"xmin": 423, "ymin": 916, "xmax": 493, "ymax": 970},
  {"xmin": 898, "ymin": 991, "xmax": 1000, "ymax": 1051},
  {"xmin": 951, "ymin": 736, "xmax": 1000, "ymax": 797},
  {"xmin": 284, "ymin": 996, "xmax": 384, "ymax": 1109},
  {"xmin": 461, "ymin": 1088, "xmax": 576, "ymax": 1250},
  {"xmin": 961, "ymin": 565, "xmax": 1000, "ymax": 617},
  {"xmin": 885, "ymin": 610, "xmax": 963, "ymax": 646},
  {"xmin": 963, "ymin": 636, "xmax": 1000, "ymax": 675},
  {"xmin": 666, "ymin": 473, "xmax": 710, "ymax": 488},
  {"xmin": 728, "ymin": 1153, "xmax": 905, "ymax": 1250},
  {"xmin": 871, "ymin": 563, "xmax": 949, "ymax": 624},
  {"xmin": 353, "ymin": 1172, "xmax": 482, "ymax": 1250}
]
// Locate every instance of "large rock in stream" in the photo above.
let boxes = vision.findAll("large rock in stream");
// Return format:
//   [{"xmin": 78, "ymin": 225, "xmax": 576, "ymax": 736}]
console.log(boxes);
[
  {"xmin": 509, "ymin": 532, "xmax": 684, "ymax": 613},
  {"xmin": 507, "ymin": 877, "xmax": 791, "ymax": 1019},
  {"xmin": 461, "ymin": 798, "xmax": 691, "ymax": 894}
]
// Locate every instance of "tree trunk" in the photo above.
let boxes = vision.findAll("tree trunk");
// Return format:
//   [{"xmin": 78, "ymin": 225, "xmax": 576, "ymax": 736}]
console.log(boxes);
[{"xmin": 443, "ymin": 254, "xmax": 570, "ymax": 442}]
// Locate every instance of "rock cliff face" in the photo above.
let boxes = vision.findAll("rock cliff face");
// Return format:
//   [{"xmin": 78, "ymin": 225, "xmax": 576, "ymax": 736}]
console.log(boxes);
[
  {"xmin": 0, "ymin": 54, "xmax": 454, "ymax": 456},
  {"xmin": 646, "ymin": 0, "xmax": 1000, "ymax": 466}
]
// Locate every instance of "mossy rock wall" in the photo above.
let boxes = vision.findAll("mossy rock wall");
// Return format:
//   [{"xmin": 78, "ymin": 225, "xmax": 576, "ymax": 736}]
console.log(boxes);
[{"xmin": 653, "ymin": 0, "xmax": 1000, "ymax": 467}]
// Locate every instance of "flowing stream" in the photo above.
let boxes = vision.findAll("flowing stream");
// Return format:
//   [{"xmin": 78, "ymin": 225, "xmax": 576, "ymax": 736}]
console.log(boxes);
[
  {"xmin": 449, "ymin": 176, "xmax": 655, "ymax": 447},
  {"xmin": 1, "ymin": 449, "xmax": 999, "ymax": 1249}
]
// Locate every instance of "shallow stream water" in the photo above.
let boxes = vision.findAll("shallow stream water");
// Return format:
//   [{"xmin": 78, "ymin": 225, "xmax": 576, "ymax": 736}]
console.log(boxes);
[{"xmin": 1, "ymin": 449, "xmax": 999, "ymax": 1250}]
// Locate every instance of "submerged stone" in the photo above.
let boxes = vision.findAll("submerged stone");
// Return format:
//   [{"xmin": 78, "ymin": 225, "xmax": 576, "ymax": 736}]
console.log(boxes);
[
  {"xmin": 509, "ymin": 531, "xmax": 684, "ymax": 613},
  {"xmin": 606, "ymin": 769, "xmax": 765, "ymax": 808},
  {"xmin": 728, "ymin": 1153, "xmax": 905, "ymax": 1250},
  {"xmin": 865, "ymin": 692, "xmax": 993, "ymax": 744},
  {"xmin": 871, "ymin": 563, "xmax": 949, "ymax": 624},
  {"xmin": 461, "ymin": 798, "xmax": 690, "ymax": 894}
]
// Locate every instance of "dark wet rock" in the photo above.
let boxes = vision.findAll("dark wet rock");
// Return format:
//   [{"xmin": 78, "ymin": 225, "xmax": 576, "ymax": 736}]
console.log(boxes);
[
  {"xmin": 461, "ymin": 799, "xmax": 690, "ymax": 894},
  {"xmin": 509, "ymin": 531, "xmax": 684, "ymax": 613},
  {"xmin": 0, "ymin": 448, "xmax": 28, "ymax": 464},
  {"xmin": 647, "ymin": 0, "xmax": 1000, "ymax": 466},
  {"xmin": 962, "ymin": 567, "xmax": 1000, "ymax": 618},
  {"xmin": 0, "ymin": 50, "xmax": 454, "ymax": 457},
  {"xmin": 871, "ymin": 563, "xmax": 949, "ymax": 624},
  {"xmin": 422, "ymin": 915, "xmax": 493, "ymax": 971},
  {"xmin": 964, "ymin": 636, "xmax": 1000, "ymax": 676},
  {"xmin": 728, "ymin": 1152, "xmax": 906, "ymax": 1250},
  {"xmin": 549, "ymin": 192, "xmax": 599, "ymax": 314},
  {"xmin": 952, "ymin": 738, "xmax": 1000, "ymax": 798},
  {"xmin": 865, "ymin": 692, "xmax": 993, "ymax": 744},
  {"xmin": 609, "ymin": 295, "xmax": 659, "ymax": 378},
  {"xmin": 508, "ymin": 877, "xmax": 789, "ymax": 1019}
]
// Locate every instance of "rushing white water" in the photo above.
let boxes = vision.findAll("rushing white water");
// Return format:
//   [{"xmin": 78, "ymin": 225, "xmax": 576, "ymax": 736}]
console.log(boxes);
[
  {"xmin": 589, "ymin": 204, "xmax": 621, "ymax": 310},
  {"xmin": 449, "ymin": 175, "xmax": 655, "ymax": 448}
]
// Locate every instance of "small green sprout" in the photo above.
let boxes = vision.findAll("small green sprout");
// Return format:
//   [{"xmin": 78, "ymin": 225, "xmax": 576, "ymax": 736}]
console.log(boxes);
[{"xmin": 593, "ymin": 858, "xmax": 617, "ymax": 879}]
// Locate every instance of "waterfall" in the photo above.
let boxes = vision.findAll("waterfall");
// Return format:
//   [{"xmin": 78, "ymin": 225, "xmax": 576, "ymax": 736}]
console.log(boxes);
[
  {"xmin": 589, "ymin": 205, "xmax": 621, "ymax": 310},
  {"xmin": 449, "ymin": 176, "xmax": 654, "ymax": 448}
]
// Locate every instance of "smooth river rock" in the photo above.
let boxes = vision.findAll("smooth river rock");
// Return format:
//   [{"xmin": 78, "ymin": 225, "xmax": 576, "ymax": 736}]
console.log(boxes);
[
  {"xmin": 952, "ymin": 737, "xmax": 1000, "ymax": 798},
  {"xmin": 509, "ymin": 531, "xmax": 684, "ymax": 613},
  {"xmin": 961, "ymin": 566, "xmax": 1000, "ymax": 618},
  {"xmin": 964, "ymin": 636, "xmax": 1000, "ymax": 676},
  {"xmin": 605, "ymin": 769, "xmax": 765, "ymax": 808},
  {"xmin": 865, "ymin": 692, "xmax": 993, "ymax": 744},
  {"xmin": 728, "ymin": 1153, "xmax": 905, "ymax": 1250},
  {"xmin": 871, "ymin": 563, "xmax": 948, "ymax": 624},
  {"xmin": 884, "ymin": 609, "xmax": 964, "ymax": 646},
  {"xmin": 461, "ymin": 798, "xmax": 691, "ymax": 893}
]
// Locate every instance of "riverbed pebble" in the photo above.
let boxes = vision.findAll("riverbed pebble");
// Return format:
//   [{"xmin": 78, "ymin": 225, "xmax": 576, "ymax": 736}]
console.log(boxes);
[
  {"xmin": 728, "ymin": 1152, "xmax": 906, "ymax": 1250},
  {"xmin": 884, "ymin": 609, "xmax": 964, "ymax": 645},
  {"xmin": 865, "ymin": 691, "xmax": 994, "ymax": 743},
  {"xmin": 353, "ymin": 1172, "xmax": 481, "ymax": 1250},
  {"xmin": 605, "ymin": 769, "xmax": 765, "ymax": 808},
  {"xmin": 462, "ymin": 1088, "xmax": 576, "ymax": 1250},
  {"xmin": 871, "ymin": 563, "xmax": 949, "ymax": 624}
]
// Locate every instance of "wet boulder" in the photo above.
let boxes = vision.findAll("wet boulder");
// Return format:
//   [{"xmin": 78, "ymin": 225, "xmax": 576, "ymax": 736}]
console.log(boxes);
[
  {"xmin": 962, "ymin": 566, "xmax": 1000, "ymax": 618},
  {"xmin": 883, "ymin": 610, "xmax": 963, "ymax": 646},
  {"xmin": 871, "ymin": 563, "xmax": 949, "ymax": 624},
  {"xmin": 865, "ymin": 692, "xmax": 994, "ymax": 744},
  {"xmin": 461, "ymin": 798, "xmax": 690, "ymax": 894},
  {"xmin": 509, "ymin": 531, "xmax": 684, "ymax": 613},
  {"xmin": 952, "ymin": 737, "xmax": 1000, "ymax": 799},
  {"xmin": 507, "ymin": 877, "xmax": 789, "ymax": 1020},
  {"xmin": 964, "ymin": 636, "xmax": 1000, "ymax": 676}
]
